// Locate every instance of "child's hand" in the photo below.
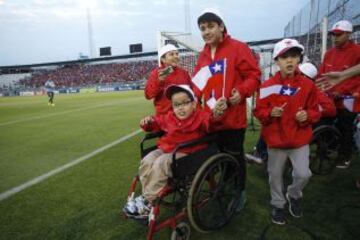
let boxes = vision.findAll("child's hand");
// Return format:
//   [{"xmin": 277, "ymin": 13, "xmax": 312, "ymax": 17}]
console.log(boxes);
[
  {"xmin": 295, "ymin": 109, "xmax": 307, "ymax": 123},
  {"xmin": 140, "ymin": 116, "xmax": 154, "ymax": 127},
  {"xmin": 158, "ymin": 66, "xmax": 173, "ymax": 81},
  {"xmin": 270, "ymin": 103, "xmax": 287, "ymax": 117},
  {"xmin": 228, "ymin": 88, "xmax": 241, "ymax": 106},
  {"xmin": 213, "ymin": 97, "xmax": 227, "ymax": 117},
  {"xmin": 271, "ymin": 107, "xmax": 284, "ymax": 117}
]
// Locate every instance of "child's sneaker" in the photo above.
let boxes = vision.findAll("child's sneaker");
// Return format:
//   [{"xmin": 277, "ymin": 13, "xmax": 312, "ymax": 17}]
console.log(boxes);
[
  {"xmin": 245, "ymin": 152, "xmax": 263, "ymax": 164},
  {"xmin": 271, "ymin": 207, "xmax": 286, "ymax": 225},
  {"xmin": 286, "ymin": 193, "xmax": 302, "ymax": 218},
  {"xmin": 123, "ymin": 199, "xmax": 138, "ymax": 216},
  {"xmin": 134, "ymin": 195, "xmax": 151, "ymax": 217}
]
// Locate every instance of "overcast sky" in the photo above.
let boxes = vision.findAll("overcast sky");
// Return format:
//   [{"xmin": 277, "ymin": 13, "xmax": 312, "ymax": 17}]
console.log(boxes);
[{"xmin": 0, "ymin": 0, "xmax": 306, "ymax": 66}]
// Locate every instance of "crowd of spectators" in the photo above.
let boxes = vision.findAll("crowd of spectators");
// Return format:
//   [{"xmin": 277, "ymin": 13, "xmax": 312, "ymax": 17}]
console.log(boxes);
[{"xmin": 20, "ymin": 59, "xmax": 158, "ymax": 88}]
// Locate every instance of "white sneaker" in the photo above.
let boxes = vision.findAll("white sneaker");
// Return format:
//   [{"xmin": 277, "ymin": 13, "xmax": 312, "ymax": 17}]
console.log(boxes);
[
  {"xmin": 245, "ymin": 153, "xmax": 263, "ymax": 164},
  {"xmin": 134, "ymin": 195, "xmax": 151, "ymax": 216},
  {"xmin": 123, "ymin": 199, "xmax": 137, "ymax": 215}
]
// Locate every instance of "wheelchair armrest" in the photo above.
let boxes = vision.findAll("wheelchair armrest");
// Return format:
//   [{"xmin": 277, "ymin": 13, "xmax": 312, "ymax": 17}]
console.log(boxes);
[{"xmin": 140, "ymin": 131, "xmax": 165, "ymax": 158}]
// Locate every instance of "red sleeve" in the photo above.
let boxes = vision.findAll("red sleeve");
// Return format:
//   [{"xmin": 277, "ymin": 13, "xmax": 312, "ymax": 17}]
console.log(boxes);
[
  {"xmin": 299, "ymin": 85, "xmax": 321, "ymax": 127},
  {"xmin": 317, "ymin": 89, "xmax": 336, "ymax": 117},
  {"xmin": 235, "ymin": 44, "xmax": 261, "ymax": 99},
  {"xmin": 140, "ymin": 116, "xmax": 162, "ymax": 132},
  {"xmin": 144, "ymin": 68, "xmax": 165, "ymax": 100}
]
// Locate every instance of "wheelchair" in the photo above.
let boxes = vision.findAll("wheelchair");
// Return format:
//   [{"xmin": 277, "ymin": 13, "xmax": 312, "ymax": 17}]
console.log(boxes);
[
  {"xmin": 123, "ymin": 132, "xmax": 243, "ymax": 240},
  {"xmin": 309, "ymin": 121, "xmax": 341, "ymax": 175}
]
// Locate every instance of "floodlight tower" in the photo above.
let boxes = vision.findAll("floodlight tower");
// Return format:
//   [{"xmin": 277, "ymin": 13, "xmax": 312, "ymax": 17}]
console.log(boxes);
[
  {"xmin": 86, "ymin": 7, "xmax": 95, "ymax": 58},
  {"xmin": 184, "ymin": 0, "xmax": 191, "ymax": 34}
]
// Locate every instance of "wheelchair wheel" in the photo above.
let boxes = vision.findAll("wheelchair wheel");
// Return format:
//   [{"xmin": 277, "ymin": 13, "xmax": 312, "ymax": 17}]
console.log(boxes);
[
  {"xmin": 170, "ymin": 222, "xmax": 191, "ymax": 240},
  {"xmin": 187, "ymin": 153, "xmax": 242, "ymax": 233},
  {"xmin": 310, "ymin": 125, "xmax": 341, "ymax": 175}
]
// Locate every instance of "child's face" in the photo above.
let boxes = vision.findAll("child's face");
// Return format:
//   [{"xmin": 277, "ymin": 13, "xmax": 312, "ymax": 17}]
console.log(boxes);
[
  {"xmin": 199, "ymin": 21, "xmax": 224, "ymax": 46},
  {"xmin": 332, "ymin": 32, "xmax": 350, "ymax": 48},
  {"xmin": 161, "ymin": 50, "xmax": 179, "ymax": 67},
  {"xmin": 171, "ymin": 92, "xmax": 196, "ymax": 120},
  {"xmin": 276, "ymin": 50, "xmax": 301, "ymax": 77}
]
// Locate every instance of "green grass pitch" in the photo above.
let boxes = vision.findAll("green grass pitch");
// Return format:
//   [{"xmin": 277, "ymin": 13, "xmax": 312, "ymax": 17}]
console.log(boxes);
[{"xmin": 0, "ymin": 91, "xmax": 359, "ymax": 239}]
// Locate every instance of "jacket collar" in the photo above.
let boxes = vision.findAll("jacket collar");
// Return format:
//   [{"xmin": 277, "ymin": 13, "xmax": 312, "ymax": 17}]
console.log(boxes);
[
  {"xmin": 202, "ymin": 34, "xmax": 231, "ymax": 59},
  {"xmin": 336, "ymin": 40, "xmax": 353, "ymax": 50}
]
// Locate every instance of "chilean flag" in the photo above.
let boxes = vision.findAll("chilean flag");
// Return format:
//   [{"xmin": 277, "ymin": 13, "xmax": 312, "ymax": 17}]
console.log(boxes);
[
  {"xmin": 343, "ymin": 96, "xmax": 360, "ymax": 113},
  {"xmin": 192, "ymin": 59, "xmax": 226, "ymax": 109},
  {"xmin": 259, "ymin": 84, "xmax": 299, "ymax": 99}
]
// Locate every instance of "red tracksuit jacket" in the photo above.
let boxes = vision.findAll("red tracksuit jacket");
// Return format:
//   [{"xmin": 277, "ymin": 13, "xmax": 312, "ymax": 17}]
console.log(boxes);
[
  {"xmin": 141, "ymin": 110, "xmax": 214, "ymax": 153},
  {"xmin": 193, "ymin": 34, "xmax": 261, "ymax": 131},
  {"xmin": 145, "ymin": 65, "xmax": 191, "ymax": 115},
  {"xmin": 318, "ymin": 41, "xmax": 360, "ymax": 107},
  {"xmin": 254, "ymin": 71, "xmax": 321, "ymax": 149},
  {"xmin": 317, "ymin": 89, "xmax": 336, "ymax": 117}
]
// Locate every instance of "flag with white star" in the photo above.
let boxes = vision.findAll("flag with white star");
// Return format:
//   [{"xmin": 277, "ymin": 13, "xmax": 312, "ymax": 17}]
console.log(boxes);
[
  {"xmin": 192, "ymin": 59, "xmax": 226, "ymax": 109},
  {"xmin": 259, "ymin": 84, "xmax": 299, "ymax": 99},
  {"xmin": 192, "ymin": 59, "xmax": 225, "ymax": 91}
]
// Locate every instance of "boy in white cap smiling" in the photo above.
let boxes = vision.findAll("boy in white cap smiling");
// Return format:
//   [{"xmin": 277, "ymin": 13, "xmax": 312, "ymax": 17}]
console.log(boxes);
[
  {"xmin": 318, "ymin": 20, "xmax": 360, "ymax": 169},
  {"xmin": 254, "ymin": 39, "xmax": 320, "ymax": 225},
  {"xmin": 145, "ymin": 44, "xmax": 191, "ymax": 116},
  {"xmin": 193, "ymin": 8, "xmax": 261, "ymax": 209}
]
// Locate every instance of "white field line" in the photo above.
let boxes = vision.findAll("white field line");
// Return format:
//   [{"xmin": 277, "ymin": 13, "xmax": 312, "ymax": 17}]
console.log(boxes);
[
  {"xmin": 0, "ymin": 97, "xmax": 142, "ymax": 127},
  {"xmin": 0, "ymin": 129, "xmax": 142, "ymax": 202}
]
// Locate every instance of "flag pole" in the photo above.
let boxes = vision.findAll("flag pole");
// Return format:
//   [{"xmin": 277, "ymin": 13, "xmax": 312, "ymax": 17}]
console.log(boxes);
[{"xmin": 222, "ymin": 58, "xmax": 227, "ymax": 97}]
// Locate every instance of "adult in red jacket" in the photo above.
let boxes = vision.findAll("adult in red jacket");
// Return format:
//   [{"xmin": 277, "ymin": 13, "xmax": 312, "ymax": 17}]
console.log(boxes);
[
  {"xmin": 145, "ymin": 44, "xmax": 191, "ymax": 115},
  {"xmin": 193, "ymin": 8, "xmax": 261, "ymax": 196},
  {"xmin": 318, "ymin": 20, "xmax": 360, "ymax": 168}
]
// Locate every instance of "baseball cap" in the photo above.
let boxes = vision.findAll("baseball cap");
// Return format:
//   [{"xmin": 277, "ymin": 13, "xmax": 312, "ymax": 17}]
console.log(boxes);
[
  {"xmin": 165, "ymin": 84, "xmax": 195, "ymax": 101},
  {"xmin": 198, "ymin": 8, "xmax": 227, "ymax": 32},
  {"xmin": 330, "ymin": 20, "xmax": 353, "ymax": 34},
  {"xmin": 273, "ymin": 38, "xmax": 304, "ymax": 59},
  {"xmin": 158, "ymin": 44, "xmax": 178, "ymax": 59},
  {"xmin": 299, "ymin": 62, "xmax": 318, "ymax": 80}
]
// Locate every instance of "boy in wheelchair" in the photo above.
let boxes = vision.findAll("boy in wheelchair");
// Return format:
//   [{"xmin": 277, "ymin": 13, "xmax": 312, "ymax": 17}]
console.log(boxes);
[{"xmin": 123, "ymin": 84, "xmax": 226, "ymax": 219}]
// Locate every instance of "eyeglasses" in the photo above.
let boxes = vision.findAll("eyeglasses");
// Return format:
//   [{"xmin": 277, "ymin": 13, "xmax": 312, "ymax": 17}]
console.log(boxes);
[{"xmin": 172, "ymin": 100, "xmax": 193, "ymax": 109}]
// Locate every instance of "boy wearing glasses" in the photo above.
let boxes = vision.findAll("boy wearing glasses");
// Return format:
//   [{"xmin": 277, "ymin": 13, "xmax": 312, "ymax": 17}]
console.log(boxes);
[{"xmin": 123, "ymin": 84, "xmax": 226, "ymax": 219}]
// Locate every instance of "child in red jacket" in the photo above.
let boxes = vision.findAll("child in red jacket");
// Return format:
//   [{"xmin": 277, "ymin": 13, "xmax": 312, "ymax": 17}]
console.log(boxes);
[
  {"xmin": 145, "ymin": 44, "xmax": 191, "ymax": 116},
  {"xmin": 123, "ymin": 84, "xmax": 226, "ymax": 219},
  {"xmin": 299, "ymin": 62, "xmax": 336, "ymax": 119},
  {"xmin": 254, "ymin": 39, "xmax": 321, "ymax": 225}
]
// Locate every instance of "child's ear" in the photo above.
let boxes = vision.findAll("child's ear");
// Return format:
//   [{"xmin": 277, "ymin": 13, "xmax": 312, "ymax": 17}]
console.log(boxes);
[{"xmin": 191, "ymin": 101, "xmax": 197, "ymax": 109}]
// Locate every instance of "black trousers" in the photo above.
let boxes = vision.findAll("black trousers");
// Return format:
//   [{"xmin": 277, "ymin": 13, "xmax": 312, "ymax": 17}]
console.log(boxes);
[
  {"xmin": 215, "ymin": 128, "xmax": 246, "ymax": 191},
  {"xmin": 335, "ymin": 108, "xmax": 357, "ymax": 159}
]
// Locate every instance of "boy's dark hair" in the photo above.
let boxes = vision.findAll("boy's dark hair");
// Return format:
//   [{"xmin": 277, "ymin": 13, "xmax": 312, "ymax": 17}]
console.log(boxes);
[
  {"xmin": 197, "ymin": 12, "xmax": 223, "ymax": 27},
  {"xmin": 169, "ymin": 88, "xmax": 194, "ymax": 101},
  {"xmin": 165, "ymin": 85, "xmax": 195, "ymax": 101},
  {"xmin": 275, "ymin": 48, "xmax": 303, "ymax": 63}
]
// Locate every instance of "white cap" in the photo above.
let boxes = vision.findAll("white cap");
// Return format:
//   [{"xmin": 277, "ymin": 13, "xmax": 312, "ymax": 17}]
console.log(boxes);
[
  {"xmin": 299, "ymin": 62, "xmax": 318, "ymax": 80},
  {"xmin": 199, "ymin": 8, "xmax": 225, "ymax": 24},
  {"xmin": 165, "ymin": 84, "xmax": 196, "ymax": 101},
  {"xmin": 330, "ymin": 20, "xmax": 353, "ymax": 33},
  {"xmin": 158, "ymin": 44, "xmax": 178, "ymax": 60},
  {"xmin": 273, "ymin": 38, "xmax": 304, "ymax": 59}
]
